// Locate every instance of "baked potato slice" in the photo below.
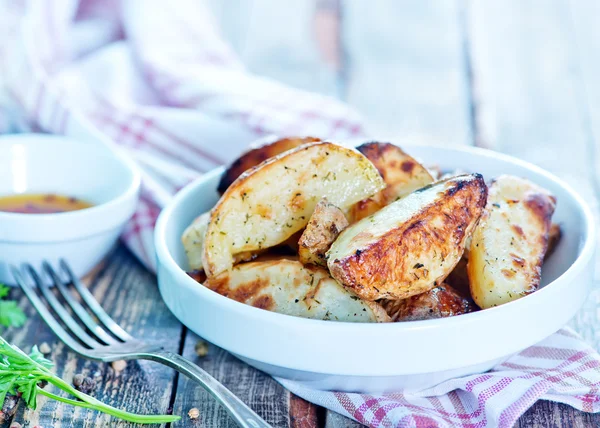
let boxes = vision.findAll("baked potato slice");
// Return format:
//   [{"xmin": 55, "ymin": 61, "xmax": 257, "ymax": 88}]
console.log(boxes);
[
  {"xmin": 298, "ymin": 198, "xmax": 349, "ymax": 267},
  {"xmin": 350, "ymin": 142, "xmax": 434, "ymax": 222},
  {"xmin": 183, "ymin": 211, "xmax": 259, "ymax": 270},
  {"xmin": 327, "ymin": 174, "xmax": 488, "ymax": 301},
  {"xmin": 468, "ymin": 175, "xmax": 556, "ymax": 309},
  {"xmin": 203, "ymin": 142, "xmax": 385, "ymax": 277},
  {"xmin": 381, "ymin": 283, "xmax": 476, "ymax": 321},
  {"xmin": 217, "ymin": 136, "xmax": 321, "ymax": 194},
  {"xmin": 448, "ymin": 221, "xmax": 560, "ymax": 299},
  {"xmin": 203, "ymin": 258, "xmax": 390, "ymax": 322},
  {"xmin": 182, "ymin": 212, "xmax": 210, "ymax": 271}
]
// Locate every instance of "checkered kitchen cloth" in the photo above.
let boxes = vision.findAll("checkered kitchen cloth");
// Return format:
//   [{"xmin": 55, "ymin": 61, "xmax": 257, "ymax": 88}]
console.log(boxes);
[{"xmin": 2, "ymin": 1, "xmax": 600, "ymax": 427}]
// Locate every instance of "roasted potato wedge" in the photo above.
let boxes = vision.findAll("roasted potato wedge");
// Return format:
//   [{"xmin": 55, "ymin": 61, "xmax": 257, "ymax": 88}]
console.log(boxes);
[
  {"xmin": 203, "ymin": 258, "xmax": 390, "ymax": 322},
  {"xmin": 468, "ymin": 175, "xmax": 556, "ymax": 309},
  {"xmin": 327, "ymin": 174, "xmax": 488, "ymax": 301},
  {"xmin": 381, "ymin": 283, "xmax": 476, "ymax": 321},
  {"xmin": 217, "ymin": 136, "xmax": 321, "ymax": 194},
  {"xmin": 349, "ymin": 142, "xmax": 434, "ymax": 222},
  {"xmin": 299, "ymin": 198, "xmax": 349, "ymax": 267},
  {"xmin": 202, "ymin": 142, "xmax": 385, "ymax": 277},
  {"xmin": 183, "ymin": 211, "xmax": 258, "ymax": 270},
  {"xmin": 182, "ymin": 212, "xmax": 210, "ymax": 270},
  {"xmin": 448, "ymin": 221, "xmax": 561, "ymax": 298}
]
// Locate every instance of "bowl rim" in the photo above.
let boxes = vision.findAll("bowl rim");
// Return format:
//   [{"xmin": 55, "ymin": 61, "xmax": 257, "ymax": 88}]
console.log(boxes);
[
  {"xmin": 0, "ymin": 134, "xmax": 141, "ymax": 240},
  {"xmin": 155, "ymin": 143, "xmax": 596, "ymax": 333}
]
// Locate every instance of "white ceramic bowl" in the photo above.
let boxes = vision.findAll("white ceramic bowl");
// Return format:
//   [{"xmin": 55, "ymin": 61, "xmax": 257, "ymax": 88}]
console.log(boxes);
[
  {"xmin": 0, "ymin": 134, "xmax": 140, "ymax": 284},
  {"xmin": 155, "ymin": 144, "xmax": 596, "ymax": 393}
]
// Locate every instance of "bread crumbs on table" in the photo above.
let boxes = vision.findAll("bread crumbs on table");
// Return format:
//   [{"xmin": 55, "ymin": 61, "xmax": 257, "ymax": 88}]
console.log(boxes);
[
  {"xmin": 38, "ymin": 342, "xmax": 51, "ymax": 354},
  {"xmin": 195, "ymin": 341, "xmax": 209, "ymax": 357},
  {"xmin": 111, "ymin": 360, "xmax": 127, "ymax": 372},
  {"xmin": 188, "ymin": 408, "xmax": 200, "ymax": 419}
]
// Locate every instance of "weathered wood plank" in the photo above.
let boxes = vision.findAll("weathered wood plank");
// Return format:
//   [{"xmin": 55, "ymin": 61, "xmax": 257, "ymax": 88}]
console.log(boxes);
[
  {"xmin": 289, "ymin": 393, "xmax": 319, "ymax": 428},
  {"xmin": 1, "ymin": 246, "xmax": 183, "ymax": 427},
  {"xmin": 341, "ymin": 0, "xmax": 473, "ymax": 145},
  {"xmin": 170, "ymin": 331, "xmax": 292, "ymax": 427},
  {"xmin": 325, "ymin": 410, "xmax": 362, "ymax": 428},
  {"xmin": 516, "ymin": 400, "xmax": 599, "ymax": 428}
]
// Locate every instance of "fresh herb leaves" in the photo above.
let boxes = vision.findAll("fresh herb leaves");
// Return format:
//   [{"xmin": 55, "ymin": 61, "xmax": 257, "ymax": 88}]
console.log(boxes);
[
  {"xmin": 0, "ymin": 285, "xmax": 26, "ymax": 328},
  {"xmin": 0, "ymin": 337, "xmax": 179, "ymax": 424}
]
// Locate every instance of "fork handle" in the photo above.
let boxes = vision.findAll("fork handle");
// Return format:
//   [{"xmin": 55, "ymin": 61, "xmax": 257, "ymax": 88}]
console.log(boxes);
[{"xmin": 140, "ymin": 350, "xmax": 272, "ymax": 428}]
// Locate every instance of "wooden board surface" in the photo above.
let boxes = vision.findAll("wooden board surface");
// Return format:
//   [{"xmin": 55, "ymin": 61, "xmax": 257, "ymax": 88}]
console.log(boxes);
[
  {"xmin": 1, "ymin": 247, "xmax": 182, "ymax": 428},
  {"xmin": 170, "ymin": 331, "xmax": 293, "ymax": 427},
  {"xmin": 1, "ymin": 246, "xmax": 300, "ymax": 428},
  {"xmin": 5, "ymin": 243, "xmax": 600, "ymax": 428}
]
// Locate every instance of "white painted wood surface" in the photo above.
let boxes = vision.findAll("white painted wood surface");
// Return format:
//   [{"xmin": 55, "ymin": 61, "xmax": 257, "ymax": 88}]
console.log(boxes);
[
  {"xmin": 206, "ymin": 0, "xmax": 340, "ymax": 97},
  {"xmin": 341, "ymin": 0, "xmax": 473, "ymax": 144}
]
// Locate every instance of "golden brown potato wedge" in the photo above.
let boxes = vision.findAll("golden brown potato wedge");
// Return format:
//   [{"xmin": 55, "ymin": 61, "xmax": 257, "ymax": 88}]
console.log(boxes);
[
  {"xmin": 203, "ymin": 258, "xmax": 390, "ymax": 322},
  {"xmin": 468, "ymin": 175, "xmax": 556, "ymax": 309},
  {"xmin": 182, "ymin": 212, "xmax": 210, "ymax": 270},
  {"xmin": 448, "ymin": 221, "xmax": 560, "ymax": 298},
  {"xmin": 349, "ymin": 142, "xmax": 434, "ymax": 222},
  {"xmin": 381, "ymin": 283, "xmax": 476, "ymax": 321},
  {"xmin": 183, "ymin": 211, "xmax": 259, "ymax": 270},
  {"xmin": 327, "ymin": 174, "xmax": 488, "ymax": 301},
  {"xmin": 203, "ymin": 142, "xmax": 386, "ymax": 277},
  {"xmin": 217, "ymin": 136, "xmax": 321, "ymax": 194},
  {"xmin": 445, "ymin": 221, "xmax": 559, "ymax": 301},
  {"xmin": 298, "ymin": 198, "xmax": 349, "ymax": 267}
]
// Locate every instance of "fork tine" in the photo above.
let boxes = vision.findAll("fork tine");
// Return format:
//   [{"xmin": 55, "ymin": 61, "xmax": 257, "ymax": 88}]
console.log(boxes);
[
  {"xmin": 60, "ymin": 260, "xmax": 133, "ymax": 342},
  {"xmin": 42, "ymin": 261, "xmax": 120, "ymax": 346},
  {"xmin": 11, "ymin": 266, "xmax": 90, "ymax": 356},
  {"xmin": 24, "ymin": 264, "xmax": 103, "ymax": 349}
]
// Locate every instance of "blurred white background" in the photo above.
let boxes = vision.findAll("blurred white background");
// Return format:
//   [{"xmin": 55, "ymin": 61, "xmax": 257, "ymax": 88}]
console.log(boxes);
[{"xmin": 205, "ymin": 0, "xmax": 472, "ymax": 145}]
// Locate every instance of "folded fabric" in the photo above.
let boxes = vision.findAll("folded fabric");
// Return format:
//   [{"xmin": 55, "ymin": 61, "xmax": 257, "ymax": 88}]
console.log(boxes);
[
  {"xmin": 0, "ymin": 0, "xmax": 365, "ymax": 270},
  {"xmin": 279, "ymin": 328, "xmax": 600, "ymax": 427}
]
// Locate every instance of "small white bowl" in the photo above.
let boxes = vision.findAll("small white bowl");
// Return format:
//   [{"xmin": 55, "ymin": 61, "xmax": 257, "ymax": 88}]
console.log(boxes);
[
  {"xmin": 155, "ymin": 144, "xmax": 596, "ymax": 393},
  {"xmin": 0, "ymin": 134, "xmax": 140, "ymax": 284}
]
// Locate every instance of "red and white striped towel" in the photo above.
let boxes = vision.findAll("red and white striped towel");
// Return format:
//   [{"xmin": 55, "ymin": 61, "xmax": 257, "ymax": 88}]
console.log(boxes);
[
  {"xmin": 1, "ymin": 2, "xmax": 599, "ymax": 427},
  {"xmin": 280, "ymin": 328, "xmax": 600, "ymax": 427},
  {"xmin": 0, "ymin": 0, "xmax": 366, "ymax": 270}
]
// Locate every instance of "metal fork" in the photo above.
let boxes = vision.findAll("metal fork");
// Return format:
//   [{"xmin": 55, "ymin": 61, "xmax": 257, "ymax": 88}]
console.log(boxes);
[{"xmin": 11, "ymin": 260, "xmax": 271, "ymax": 428}]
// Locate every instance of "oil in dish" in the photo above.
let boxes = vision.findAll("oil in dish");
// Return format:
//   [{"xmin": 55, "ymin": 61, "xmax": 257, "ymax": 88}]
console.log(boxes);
[{"xmin": 0, "ymin": 193, "xmax": 93, "ymax": 214}]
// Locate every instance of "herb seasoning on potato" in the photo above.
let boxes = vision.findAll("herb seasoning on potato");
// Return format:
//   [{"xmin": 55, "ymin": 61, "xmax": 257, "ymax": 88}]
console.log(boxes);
[
  {"xmin": 327, "ymin": 174, "xmax": 487, "ymax": 301},
  {"xmin": 467, "ymin": 175, "xmax": 556, "ymax": 309},
  {"xmin": 183, "ymin": 140, "xmax": 559, "ymax": 322}
]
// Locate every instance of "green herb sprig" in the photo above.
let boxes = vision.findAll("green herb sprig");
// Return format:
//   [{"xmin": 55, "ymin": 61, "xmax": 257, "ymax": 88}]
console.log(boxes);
[
  {"xmin": 0, "ymin": 336, "xmax": 180, "ymax": 424},
  {"xmin": 0, "ymin": 285, "xmax": 26, "ymax": 328}
]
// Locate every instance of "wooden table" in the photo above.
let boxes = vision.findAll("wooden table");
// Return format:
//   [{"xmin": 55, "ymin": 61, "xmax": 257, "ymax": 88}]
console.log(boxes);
[
  {"xmin": 1, "ymin": 246, "xmax": 599, "ymax": 428},
  {"xmin": 2, "ymin": 0, "xmax": 600, "ymax": 426}
]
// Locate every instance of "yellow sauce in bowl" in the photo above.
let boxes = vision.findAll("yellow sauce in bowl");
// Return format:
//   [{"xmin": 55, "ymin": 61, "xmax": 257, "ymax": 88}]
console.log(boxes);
[{"xmin": 0, "ymin": 193, "xmax": 93, "ymax": 214}]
